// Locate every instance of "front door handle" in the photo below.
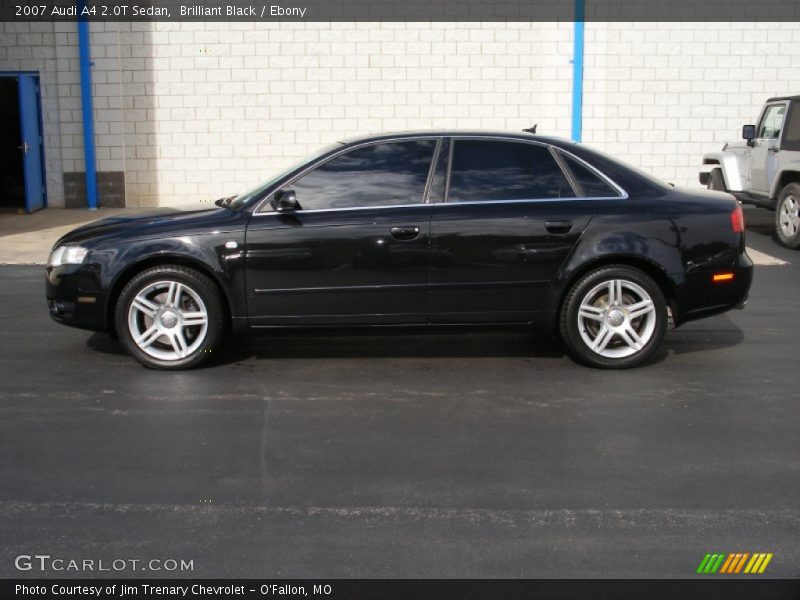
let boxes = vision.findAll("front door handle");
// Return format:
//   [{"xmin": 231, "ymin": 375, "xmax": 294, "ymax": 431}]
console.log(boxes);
[
  {"xmin": 768, "ymin": 146, "xmax": 779, "ymax": 153},
  {"xmin": 18, "ymin": 141, "xmax": 29, "ymax": 155},
  {"xmin": 390, "ymin": 226, "xmax": 420, "ymax": 241},
  {"xmin": 545, "ymin": 220, "xmax": 573, "ymax": 234}
]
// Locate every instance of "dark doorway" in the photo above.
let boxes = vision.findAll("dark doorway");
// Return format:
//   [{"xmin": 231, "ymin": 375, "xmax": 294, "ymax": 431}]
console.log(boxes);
[{"xmin": 0, "ymin": 77, "xmax": 25, "ymax": 210}]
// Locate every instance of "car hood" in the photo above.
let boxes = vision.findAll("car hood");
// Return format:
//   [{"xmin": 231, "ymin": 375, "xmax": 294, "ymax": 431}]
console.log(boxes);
[{"xmin": 54, "ymin": 204, "xmax": 240, "ymax": 248}]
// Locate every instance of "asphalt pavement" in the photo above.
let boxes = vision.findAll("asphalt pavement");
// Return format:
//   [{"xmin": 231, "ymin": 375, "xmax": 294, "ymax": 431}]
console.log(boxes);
[{"xmin": 0, "ymin": 206, "xmax": 798, "ymax": 578}]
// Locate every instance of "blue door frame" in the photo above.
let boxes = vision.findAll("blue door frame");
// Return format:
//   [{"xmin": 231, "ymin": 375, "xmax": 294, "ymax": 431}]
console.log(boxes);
[{"xmin": 1, "ymin": 71, "xmax": 46, "ymax": 212}]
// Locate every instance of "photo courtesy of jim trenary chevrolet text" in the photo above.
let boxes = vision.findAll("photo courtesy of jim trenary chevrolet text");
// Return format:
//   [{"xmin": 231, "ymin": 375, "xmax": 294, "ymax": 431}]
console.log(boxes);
[{"xmin": 1, "ymin": 0, "xmax": 799, "ymax": 598}]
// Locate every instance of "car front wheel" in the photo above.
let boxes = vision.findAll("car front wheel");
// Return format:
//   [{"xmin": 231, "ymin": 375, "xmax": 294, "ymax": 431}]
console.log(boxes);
[
  {"xmin": 560, "ymin": 266, "xmax": 668, "ymax": 369},
  {"xmin": 775, "ymin": 183, "xmax": 800, "ymax": 249},
  {"xmin": 115, "ymin": 265, "xmax": 226, "ymax": 370}
]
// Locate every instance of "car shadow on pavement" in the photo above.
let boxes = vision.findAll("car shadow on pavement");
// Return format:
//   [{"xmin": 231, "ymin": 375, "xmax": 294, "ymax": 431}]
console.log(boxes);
[
  {"xmin": 85, "ymin": 315, "xmax": 744, "ymax": 368},
  {"xmin": 87, "ymin": 329, "xmax": 567, "ymax": 364},
  {"xmin": 648, "ymin": 314, "xmax": 745, "ymax": 363}
]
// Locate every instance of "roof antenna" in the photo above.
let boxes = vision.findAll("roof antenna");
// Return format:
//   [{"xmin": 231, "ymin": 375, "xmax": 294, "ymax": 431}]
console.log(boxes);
[{"xmin": 523, "ymin": 125, "xmax": 537, "ymax": 134}]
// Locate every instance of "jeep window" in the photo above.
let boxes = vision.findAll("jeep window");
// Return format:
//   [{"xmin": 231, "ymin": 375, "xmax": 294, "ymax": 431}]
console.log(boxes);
[
  {"xmin": 782, "ymin": 102, "xmax": 800, "ymax": 151},
  {"xmin": 757, "ymin": 104, "xmax": 786, "ymax": 139}
]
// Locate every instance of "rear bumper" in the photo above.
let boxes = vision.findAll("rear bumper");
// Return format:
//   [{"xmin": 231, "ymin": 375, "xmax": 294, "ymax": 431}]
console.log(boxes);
[
  {"xmin": 676, "ymin": 251, "xmax": 753, "ymax": 324},
  {"xmin": 45, "ymin": 264, "xmax": 108, "ymax": 332}
]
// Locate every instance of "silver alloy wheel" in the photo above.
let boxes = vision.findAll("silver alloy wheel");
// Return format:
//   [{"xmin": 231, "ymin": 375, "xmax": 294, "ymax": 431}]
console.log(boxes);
[
  {"xmin": 577, "ymin": 279, "xmax": 657, "ymax": 359},
  {"xmin": 127, "ymin": 280, "xmax": 209, "ymax": 361},
  {"xmin": 779, "ymin": 194, "xmax": 800, "ymax": 238}
]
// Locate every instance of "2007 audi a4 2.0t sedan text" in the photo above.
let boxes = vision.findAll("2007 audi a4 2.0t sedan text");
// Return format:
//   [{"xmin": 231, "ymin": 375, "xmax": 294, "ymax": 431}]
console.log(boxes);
[{"xmin": 46, "ymin": 131, "xmax": 753, "ymax": 370}]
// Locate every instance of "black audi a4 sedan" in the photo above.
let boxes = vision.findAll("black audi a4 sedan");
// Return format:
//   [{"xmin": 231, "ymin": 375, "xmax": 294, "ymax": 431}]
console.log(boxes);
[{"xmin": 46, "ymin": 131, "xmax": 753, "ymax": 370}]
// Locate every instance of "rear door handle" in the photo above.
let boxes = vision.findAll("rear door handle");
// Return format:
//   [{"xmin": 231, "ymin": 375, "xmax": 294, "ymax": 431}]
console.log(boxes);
[
  {"xmin": 544, "ymin": 220, "xmax": 573, "ymax": 234},
  {"xmin": 390, "ymin": 226, "xmax": 420, "ymax": 241}
]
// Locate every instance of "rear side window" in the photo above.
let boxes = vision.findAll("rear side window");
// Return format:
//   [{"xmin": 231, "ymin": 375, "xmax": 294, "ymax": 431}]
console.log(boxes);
[
  {"xmin": 560, "ymin": 153, "xmax": 619, "ymax": 197},
  {"xmin": 288, "ymin": 140, "xmax": 436, "ymax": 210},
  {"xmin": 447, "ymin": 140, "xmax": 573, "ymax": 202}
]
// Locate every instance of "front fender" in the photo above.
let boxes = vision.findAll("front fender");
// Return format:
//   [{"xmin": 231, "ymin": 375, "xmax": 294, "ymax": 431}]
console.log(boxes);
[
  {"xmin": 92, "ymin": 231, "xmax": 248, "ymax": 327},
  {"xmin": 701, "ymin": 150, "xmax": 746, "ymax": 192}
]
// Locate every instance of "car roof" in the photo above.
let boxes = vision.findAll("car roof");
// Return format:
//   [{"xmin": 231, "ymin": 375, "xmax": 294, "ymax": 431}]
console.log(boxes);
[
  {"xmin": 766, "ymin": 95, "xmax": 800, "ymax": 102},
  {"xmin": 336, "ymin": 130, "xmax": 578, "ymax": 149}
]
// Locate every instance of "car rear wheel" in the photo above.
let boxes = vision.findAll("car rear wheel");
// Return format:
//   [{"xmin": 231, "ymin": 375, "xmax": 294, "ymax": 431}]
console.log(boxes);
[
  {"xmin": 115, "ymin": 265, "xmax": 226, "ymax": 370},
  {"xmin": 775, "ymin": 183, "xmax": 800, "ymax": 249},
  {"xmin": 560, "ymin": 266, "xmax": 668, "ymax": 369}
]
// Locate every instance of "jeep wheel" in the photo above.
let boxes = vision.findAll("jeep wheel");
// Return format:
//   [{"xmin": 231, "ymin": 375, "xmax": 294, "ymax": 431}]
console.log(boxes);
[
  {"xmin": 707, "ymin": 168, "xmax": 726, "ymax": 191},
  {"xmin": 776, "ymin": 183, "xmax": 800, "ymax": 249}
]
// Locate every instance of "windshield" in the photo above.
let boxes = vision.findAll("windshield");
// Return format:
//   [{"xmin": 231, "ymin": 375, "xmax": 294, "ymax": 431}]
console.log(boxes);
[{"xmin": 228, "ymin": 142, "xmax": 343, "ymax": 209}]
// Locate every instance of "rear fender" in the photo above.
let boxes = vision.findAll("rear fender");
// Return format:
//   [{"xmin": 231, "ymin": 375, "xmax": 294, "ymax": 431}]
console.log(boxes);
[{"xmin": 536, "ymin": 215, "xmax": 684, "ymax": 334}]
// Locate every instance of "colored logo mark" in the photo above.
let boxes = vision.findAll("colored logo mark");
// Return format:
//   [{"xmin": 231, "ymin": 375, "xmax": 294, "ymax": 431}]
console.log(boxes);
[{"xmin": 696, "ymin": 553, "xmax": 773, "ymax": 574}]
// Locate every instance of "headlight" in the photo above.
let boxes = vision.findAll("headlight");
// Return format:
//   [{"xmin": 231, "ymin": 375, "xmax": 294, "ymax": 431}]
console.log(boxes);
[{"xmin": 48, "ymin": 245, "xmax": 89, "ymax": 267}]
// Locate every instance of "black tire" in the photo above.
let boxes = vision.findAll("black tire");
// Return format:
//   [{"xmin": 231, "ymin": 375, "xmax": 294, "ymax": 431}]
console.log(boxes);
[
  {"xmin": 559, "ymin": 265, "xmax": 668, "ymax": 369},
  {"xmin": 707, "ymin": 168, "xmax": 726, "ymax": 191},
  {"xmin": 114, "ymin": 265, "xmax": 226, "ymax": 370},
  {"xmin": 775, "ymin": 183, "xmax": 800, "ymax": 249}
]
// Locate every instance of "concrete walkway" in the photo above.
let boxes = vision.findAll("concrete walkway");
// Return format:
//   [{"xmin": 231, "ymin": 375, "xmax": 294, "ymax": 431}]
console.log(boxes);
[{"xmin": 0, "ymin": 208, "xmax": 147, "ymax": 264}]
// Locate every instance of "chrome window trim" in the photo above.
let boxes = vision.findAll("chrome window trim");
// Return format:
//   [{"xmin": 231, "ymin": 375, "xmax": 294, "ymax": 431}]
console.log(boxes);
[
  {"xmin": 252, "ymin": 133, "xmax": 628, "ymax": 216},
  {"xmin": 549, "ymin": 146, "xmax": 581, "ymax": 196},
  {"xmin": 422, "ymin": 138, "xmax": 444, "ymax": 204},
  {"xmin": 251, "ymin": 195, "xmax": 627, "ymax": 217},
  {"xmin": 253, "ymin": 203, "xmax": 435, "ymax": 216}
]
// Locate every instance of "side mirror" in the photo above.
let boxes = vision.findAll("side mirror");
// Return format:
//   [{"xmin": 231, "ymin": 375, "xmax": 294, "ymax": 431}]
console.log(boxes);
[
  {"xmin": 742, "ymin": 124, "xmax": 756, "ymax": 141},
  {"xmin": 272, "ymin": 189, "xmax": 299, "ymax": 212}
]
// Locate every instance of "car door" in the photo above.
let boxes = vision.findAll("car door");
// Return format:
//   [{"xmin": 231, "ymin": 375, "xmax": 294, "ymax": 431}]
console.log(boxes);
[
  {"xmin": 750, "ymin": 102, "xmax": 787, "ymax": 195},
  {"xmin": 427, "ymin": 138, "xmax": 616, "ymax": 324},
  {"xmin": 244, "ymin": 138, "xmax": 439, "ymax": 326}
]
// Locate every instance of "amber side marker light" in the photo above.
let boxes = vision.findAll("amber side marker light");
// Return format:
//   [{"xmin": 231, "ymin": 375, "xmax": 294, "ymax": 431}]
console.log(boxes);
[{"xmin": 712, "ymin": 272, "xmax": 735, "ymax": 283}]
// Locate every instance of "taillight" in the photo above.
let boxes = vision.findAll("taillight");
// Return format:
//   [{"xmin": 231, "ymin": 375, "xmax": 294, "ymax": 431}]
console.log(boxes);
[{"xmin": 731, "ymin": 205, "xmax": 744, "ymax": 233}]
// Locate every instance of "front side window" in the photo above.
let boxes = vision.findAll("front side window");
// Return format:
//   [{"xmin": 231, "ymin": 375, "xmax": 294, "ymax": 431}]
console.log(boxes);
[
  {"xmin": 758, "ymin": 104, "xmax": 786, "ymax": 139},
  {"xmin": 447, "ymin": 140, "xmax": 573, "ymax": 202},
  {"xmin": 283, "ymin": 140, "xmax": 436, "ymax": 211}
]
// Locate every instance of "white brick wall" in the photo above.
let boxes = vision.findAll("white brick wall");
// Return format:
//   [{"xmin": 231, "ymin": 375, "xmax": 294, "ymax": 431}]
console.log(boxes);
[
  {"xmin": 583, "ymin": 22, "xmax": 800, "ymax": 187},
  {"xmin": 3, "ymin": 21, "xmax": 800, "ymax": 207},
  {"xmin": 117, "ymin": 21, "xmax": 573, "ymax": 206}
]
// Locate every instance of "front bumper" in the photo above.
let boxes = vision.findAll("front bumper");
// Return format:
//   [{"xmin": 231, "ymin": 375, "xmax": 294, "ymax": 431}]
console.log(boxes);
[{"xmin": 46, "ymin": 263, "xmax": 109, "ymax": 332}]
